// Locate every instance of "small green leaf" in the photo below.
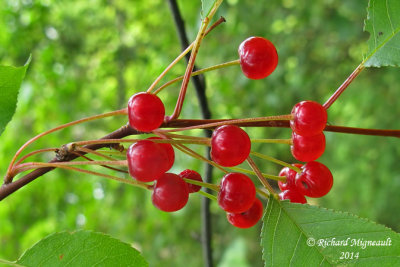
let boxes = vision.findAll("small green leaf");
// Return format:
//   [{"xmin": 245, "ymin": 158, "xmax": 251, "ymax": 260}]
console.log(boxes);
[
  {"xmin": 364, "ymin": 0, "xmax": 400, "ymax": 67},
  {"xmin": 0, "ymin": 56, "xmax": 31, "ymax": 136},
  {"xmin": 201, "ymin": 0, "xmax": 222, "ymax": 18},
  {"xmin": 16, "ymin": 230, "xmax": 148, "ymax": 267},
  {"xmin": 261, "ymin": 197, "xmax": 400, "ymax": 266}
]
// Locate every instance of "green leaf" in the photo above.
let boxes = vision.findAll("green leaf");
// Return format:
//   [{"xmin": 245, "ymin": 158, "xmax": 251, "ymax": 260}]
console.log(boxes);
[
  {"xmin": 16, "ymin": 230, "xmax": 148, "ymax": 267},
  {"xmin": 0, "ymin": 259, "xmax": 25, "ymax": 267},
  {"xmin": 261, "ymin": 197, "xmax": 400, "ymax": 266},
  {"xmin": 364, "ymin": 0, "xmax": 400, "ymax": 67},
  {"xmin": 201, "ymin": 0, "xmax": 222, "ymax": 18},
  {"xmin": 0, "ymin": 57, "xmax": 31, "ymax": 136}
]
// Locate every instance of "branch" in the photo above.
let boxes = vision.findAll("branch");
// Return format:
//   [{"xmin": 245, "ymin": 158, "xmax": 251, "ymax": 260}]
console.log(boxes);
[
  {"xmin": 1, "ymin": 118, "xmax": 398, "ymax": 201},
  {"xmin": 0, "ymin": 125, "xmax": 137, "ymax": 201}
]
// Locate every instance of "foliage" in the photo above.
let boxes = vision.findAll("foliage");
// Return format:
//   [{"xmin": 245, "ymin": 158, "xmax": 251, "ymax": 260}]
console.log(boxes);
[
  {"xmin": 16, "ymin": 230, "xmax": 147, "ymax": 267},
  {"xmin": 0, "ymin": 57, "xmax": 30, "ymax": 135},
  {"xmin": 262, "ymin": 197, "xmax": 400, "ymax": 266},
  {"xmin": 0, "ymin": 0, "xmax": 399, "ymax": 266}
]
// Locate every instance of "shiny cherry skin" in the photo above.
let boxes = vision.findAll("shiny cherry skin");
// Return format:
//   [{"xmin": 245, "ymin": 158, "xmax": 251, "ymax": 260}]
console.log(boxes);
[
  {"xmin": 291, "ymin": 132, "xmax": 326, "ymax": 162},
  {"xmin": 179, "ymin": 169, "xmax": 203, "ymax": 193},
  {"xmin": 278, "ymin": 163, "xmax": 303, "ymax": 191},
  {"xmin": 152, "ymin": 173, "xmax": 189, "ymax": 212},
  {"xmin": 238, "ymin": 36, "xmax": 278, "ymax": 79},
  {"xmin": 128, "ymin": 92, "xmax": 165, "ymax": 132},
  {"xmin": 127, "ymin": 140, "xmax": 170, "ymax": 182},
  {"xmin": 147, "ymin": 137, "xmax": 175, "ymax": 170},
  {"xmin": 279, "ymin": 189, "xmax": 307, "ymax": 204},
  {"xmin": 290, "ymin": 101, "xmax": 327, "ymax": 137},
  {"xmin": 295, "ymin": 161, "xmax": 333, "ymax": 198},
  {"xmin": 211, "ymin": 125, "xmax": 251, "ymax": 167},
  {"xmin": 218, "ymin": 173, "xmax": 256, "ymax": 213},
  {"xmin": 227, "ymin": 198, "xmax": 263, "ymax": 228}
]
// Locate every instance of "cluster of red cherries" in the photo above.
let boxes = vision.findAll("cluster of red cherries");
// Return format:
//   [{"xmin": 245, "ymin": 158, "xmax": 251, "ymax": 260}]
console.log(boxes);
[
  {"xmin": 279, "ymin": 101, "xmax": 333, "ymax": 203},
  {"xmin": 125, "ymin": 36, "xmax": 333, "ymax": 228}
]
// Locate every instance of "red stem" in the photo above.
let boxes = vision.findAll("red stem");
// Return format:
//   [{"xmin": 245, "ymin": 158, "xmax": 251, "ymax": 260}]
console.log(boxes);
[
  {"xmin": 323, "ymin": 64, "xmax": 365, "ymax": 109},
  {"xmin": 1, "ymin": 120, "xmax": 398, "ymax": 201}
]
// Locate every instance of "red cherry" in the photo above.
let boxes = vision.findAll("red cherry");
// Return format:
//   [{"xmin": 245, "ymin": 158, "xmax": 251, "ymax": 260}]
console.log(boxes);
[
  {"xmin": 227, "ymin": 198, "xmax": 263, "ymax": 228},
  {"xmin": 290, "ymin": 101, "xmax": 327, "ymax": 137},
  {"xmin": 179, "ymin": 169, "xmax": 203, "ymax": 193},
  {"xmin": 147, "ymin": 137, "xmax": 175, "ymax": 170},
  {"xmin": 278, "ymin": 163, "xmax": 303, "ymax": 191},
  {"xmin": 279, "ymin": 190, "xmax": 307, "ymax": 204},
  {"xmin": 211, "ymin": 125, "xmax": 251, "ymax": 167},
  {"xmin": 128, "ymin": 92, "xmax": 165, "ymax": 132},
  {"xmin": 127, "ymin": 140, "xmax": 170, "ymax": 182},
  {"xmin": 152, "ymin": 173, "xmax": 189, "ymax": 212},
  {"xmin": 295, "ymin": 161, "xmax": 333, "ymax": 198},
  {"xmin": 291, "ymin": 132, "xmax": 326, "ymax": 162},
  {"xmin": 238, "ymin": 37, "xmax": 278, "ymax": 79},
  {"xmin": 218, "ymin": 173, "xmax": 256, "ymax": 213}
]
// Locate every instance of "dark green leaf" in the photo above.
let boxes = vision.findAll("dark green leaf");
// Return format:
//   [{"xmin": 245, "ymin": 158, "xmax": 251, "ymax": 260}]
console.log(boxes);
[
  {"xmin": 364, "ymin": 0, "xmax": 400, "ymax": 67},
  {"xmin": 16, "ymin": 230, "xmax": 148, "ymax": 267},
  {"xmin": 261, "ymin": 197, "xmax": 400, "ymax": 266},
  {"xmin": 0, "ymin": 57, "xmax": 31, "ymax": 136}
]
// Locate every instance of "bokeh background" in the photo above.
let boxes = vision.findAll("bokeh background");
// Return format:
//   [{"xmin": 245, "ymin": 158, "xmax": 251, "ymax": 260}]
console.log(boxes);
[{"xmin": 1, "ymin": 0, "xmax": 399, "ymax": 266}]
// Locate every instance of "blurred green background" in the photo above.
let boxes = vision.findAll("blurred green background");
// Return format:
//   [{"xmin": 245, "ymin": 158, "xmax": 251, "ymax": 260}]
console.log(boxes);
[{"xmin": 1, "ymin": 0, "xmax": 399, "ymax": 266}]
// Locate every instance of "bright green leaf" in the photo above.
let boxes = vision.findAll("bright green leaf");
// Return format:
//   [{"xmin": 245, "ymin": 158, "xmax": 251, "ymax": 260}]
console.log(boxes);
[
  {"xmin": 0, "ymin": 57, "xmax": 31, "ymax": 136},
  {"xmin": 201, "ymin": 0, "xmax": 214, "ymax": 18},
  {"xmin": 16, "ymin": 230, "xmax": 148, "ymax": 267},
  {"xmin": 364, "ymin": 0, "xmax": 400, "ymax": 67},
  {"xmin": 261, "ymin": 197, "xmax": 400, "ymax": 266},
  {"xmin": 0, "ymin": 259, "xmax": 25, "ymax": 266}
]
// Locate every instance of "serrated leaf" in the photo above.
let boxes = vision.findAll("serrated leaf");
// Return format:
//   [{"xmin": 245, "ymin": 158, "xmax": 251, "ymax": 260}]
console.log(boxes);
[
  {"xmin": 364, "ymin": 0, "xmax": 400, "ymax": 67},
  {"xmin": 0, "ymin": 57, "xmax": 31, "ymax": 136},
  {"xmin": 261, "ymin": 197, "xmax": 400, "ymax": 266},
  {"xmin": 16, "ymin": 230, "xmax": 148, "ymax": 267}
]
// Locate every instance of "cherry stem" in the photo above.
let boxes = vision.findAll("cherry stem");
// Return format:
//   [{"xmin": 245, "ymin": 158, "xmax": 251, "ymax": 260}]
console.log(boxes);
[
  {"xmin": 251, "ymin": 138, "xmax": 292, "ymax": 145},
  {"xmin": 166, "ymin": 1, "xmax": 223, "ymax": 121},
  {"xmin": 70, "ymin": 151, "xmax": 128, "ymax": 174},
  {"xmin": 164, "ymin": 132, "xmax": 210, "ymax": 141},
  {"xmin": 14, "ymin": 160, "xmax": 128, "ymax": 175},
  {"xmin": 228, "ymin": 166, "xmax": 286, "ymax": 182},
  {"xmin": 160, "ymin": 114, "xmax": 293, "ymax": 133},
  {"xmin": 250, "ymin": 152, "xmax": 301, "ymax": 173},
  {"xmin": 75, "ymin": 147, "xmax": 118, "ymax": 161},
  {"xmin": 246, "ymin": 156, "xmax": 275, "ymax": 194},
  {"xmin": 153, "ymin": 59, "xmax": 240, "ymax": 95},
  {"xmin": 71, "ymin": 138, "xmax": 209, "ymax": 147},
  {"xmin": 173, "ymin": 142, "xmax": 228, "ymax": 173},
  {"xmin": 182, "ymin": 178, "xmax": 219, "ymax": 192},
  {"xmin": 197, "ymin": 190, "xmax": 217, "ymax": 201},
  {"xmin": 5, "ymin": 108, "xmax": 127, "ymax": 183},
  {"xmin": 14, "ymin": 161, "xmax": 150, "ymax": 190},
  {"xmin": 323, "ymin": 63, "xmax": 365, "ymax": 109},
  {"xmin": 146, "ymin": 16, "xmax": 226, "ymax": 94},
  {"xmin": 15, "ymin": 148, "xmax": 58, "ymax": 166}
]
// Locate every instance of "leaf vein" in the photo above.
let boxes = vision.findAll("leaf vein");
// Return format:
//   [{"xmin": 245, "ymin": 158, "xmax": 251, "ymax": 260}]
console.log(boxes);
[
  {"xmin": 385, "ymin": 0, "xmax": 395, "ymax": 34},
  {"xmin": 288, "ymin": 232, "xmax": 302, "ymax": 266}
]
